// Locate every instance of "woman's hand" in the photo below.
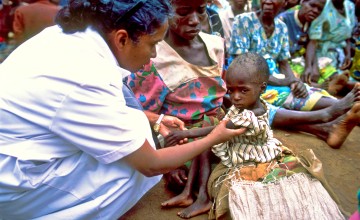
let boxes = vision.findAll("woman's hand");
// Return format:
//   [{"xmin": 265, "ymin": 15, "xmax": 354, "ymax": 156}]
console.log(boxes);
[
  {"xmin": 164, "ymin": 130, "xmax": 189, "ymax": 147},
  {"xmin": 290, "ymin": 80, "xmax": 308, "ymax": 98},
  {"xmin": 301, "ymin": 66, "xmax": 320, "ymax": 85},
  {"xmin": 159, "ymin": 115, "xmax": 186, "ymax": 137},
  {"xmin": 340, "ymin": 56, "xmax": 352, "ymax": 70},
  {"xmin": 207, "ymin": 119, "xmax": 247, "ymax": 145}
]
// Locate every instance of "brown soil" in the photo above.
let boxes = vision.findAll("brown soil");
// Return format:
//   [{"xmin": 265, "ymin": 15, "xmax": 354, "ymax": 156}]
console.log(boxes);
[{"xmin": 120, "ymin": 127, "xmax": 360, "ymax": 220}]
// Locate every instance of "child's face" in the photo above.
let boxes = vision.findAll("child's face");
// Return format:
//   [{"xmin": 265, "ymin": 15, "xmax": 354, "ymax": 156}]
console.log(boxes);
[{"xmin": 226, "ymin": 67, "xmax": 265, "ymax": 111}]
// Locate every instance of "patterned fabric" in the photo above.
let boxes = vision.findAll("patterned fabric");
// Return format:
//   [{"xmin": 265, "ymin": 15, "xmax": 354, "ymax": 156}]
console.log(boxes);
[
  {"xmin": 278, "ymin": 9, "xmax": 338, "ymax": 84},
  {"xmin": 350, "ymin": 39, "xmax": 360, "ymax": 81},
  {"xmin": 207, "ymin": 7, "xmax": 224, "ymax": 37},
  {"xmin": 126, "ymin": 32, "xmax": 227, "ymax": 124},
  {"xmin": 229, "ymin": 11, "xmax": 334, "ymax": 110},
  {"xmin": 278, "ymin": 9, "xmax": 308, "ymax": 57},
  {"xmin": 309, "ymin": 0, "xmax": 356, "ymax": 68},
  {"xmin": 262, "ymin": 59, "xmax": 334, "ymax": 110},
  {"xmin": 212, "ymin": 100, "xmax": 282, "ymax": 167},
  {"xmin": 229, "ymin": 11, "xmax": 291, "ymax": 63}
]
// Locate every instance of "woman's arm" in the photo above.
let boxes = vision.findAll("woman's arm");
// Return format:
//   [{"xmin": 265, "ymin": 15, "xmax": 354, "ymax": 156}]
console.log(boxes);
[
  {"xmin": 164, "ymin": 120, "xmax": 240, "ymax": 147},
  {"xmin": 303, "ymin": 39, "xmax": 319, "ymax": 84},
  {"xmin": 144, "ymin": 110, "xmax": 185, "ymax": 137},
  {"xmin": 340, "ymin": 38, "xmax": 352, "ymax": 70},
  {"xmin": 267, "ymin": 59, "xmax": 297, "ymax": 87},
  {"xmin": 123, "ymin": 119, "xmax": 247, "ymax": 177},
  {"xmin": 278, "ymin": 59, "xmax": 308, "ymax": 98}
]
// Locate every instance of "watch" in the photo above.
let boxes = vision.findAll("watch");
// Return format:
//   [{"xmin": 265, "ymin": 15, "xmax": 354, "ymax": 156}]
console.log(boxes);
[{"xmin": 153, "ymin": 114, "xmax": 164, "ymax": 133}]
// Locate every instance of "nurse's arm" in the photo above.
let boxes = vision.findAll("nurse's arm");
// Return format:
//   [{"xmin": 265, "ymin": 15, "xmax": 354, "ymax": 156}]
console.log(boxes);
[{"xmin": 123, "ymin": 119, "xmax": 246, "ymax": 177}]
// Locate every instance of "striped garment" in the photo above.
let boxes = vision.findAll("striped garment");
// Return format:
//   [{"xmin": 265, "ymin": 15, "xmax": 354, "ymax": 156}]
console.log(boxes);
[{"xmin": 212, "ymin": 100, "xmax": 283, "ymax": 167}]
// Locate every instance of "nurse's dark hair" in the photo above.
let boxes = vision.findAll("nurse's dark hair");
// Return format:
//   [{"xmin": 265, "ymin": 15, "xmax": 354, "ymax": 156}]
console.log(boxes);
[
  {"xmin": 227, "ymin": 52, "xmax": 270, "ymax": 83},
  {"xmin": 55, "ymin": 0, "xmax": 172, "ymax": 42}
]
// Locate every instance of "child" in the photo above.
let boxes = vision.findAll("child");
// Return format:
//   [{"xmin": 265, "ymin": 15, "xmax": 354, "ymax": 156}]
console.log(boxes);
[
  {"xmin": 165, "ymin": 52, "xmax": 282, "ymax": 166},
  {"xmin": 164, "ymin": 52, "xmax": 344, "ymax": 219}
]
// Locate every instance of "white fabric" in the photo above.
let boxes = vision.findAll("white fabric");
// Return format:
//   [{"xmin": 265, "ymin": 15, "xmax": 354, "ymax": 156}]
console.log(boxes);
[
  {"xmin": 219, "ymin": 7, "xmax": 235, "ymax": 51},
  {"xmin": 229, "ymin": 173, "xmax": 345, "ymax": 220},
  {"xmin": 0, "ymin": 26, "xmax": 161, "ymax": 219}
]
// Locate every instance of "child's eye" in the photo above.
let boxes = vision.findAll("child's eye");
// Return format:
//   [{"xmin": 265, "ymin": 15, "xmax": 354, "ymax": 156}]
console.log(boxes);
[
  {"xmin": 227, "ymin": 89, "xmax": 233, "ymax": 94},
  {"xmin": 241, "ymin": 89, "xmax": 248, "ymax": 94}
]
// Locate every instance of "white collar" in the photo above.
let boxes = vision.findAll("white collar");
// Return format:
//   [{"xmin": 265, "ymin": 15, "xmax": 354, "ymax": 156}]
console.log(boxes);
[{"xmin": 75, "ymin": 27, "xmax": 131, "ymax": 79}]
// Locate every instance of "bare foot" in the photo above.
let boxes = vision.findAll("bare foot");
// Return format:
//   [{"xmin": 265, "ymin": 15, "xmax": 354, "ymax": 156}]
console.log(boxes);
[
  {"xmin": 177, "ymin": 197, "xmax": 212, "ymax": 219},
  {"xmin": 324, "ymin": 83, "xmax": 360, "ymax": 122},
  {"xmin": 310, "ymin": 78, "xmax": 329, "ymax": 90},
  {"xmin": 327, "ymin": 73, "xmax": 349, "ymax": 96},
  {"xmin": 327, "ymin": 102, "xmax": 360, "ymax": 149},
  {"xmin": 161, "ymin": 193, "xmax": 194, "ymax": 208}
]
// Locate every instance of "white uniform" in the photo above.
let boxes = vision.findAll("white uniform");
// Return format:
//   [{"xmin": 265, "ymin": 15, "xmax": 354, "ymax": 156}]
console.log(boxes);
[{"xmin": 0, "ymin": 26, "xmax": 161, "ymax": 219}]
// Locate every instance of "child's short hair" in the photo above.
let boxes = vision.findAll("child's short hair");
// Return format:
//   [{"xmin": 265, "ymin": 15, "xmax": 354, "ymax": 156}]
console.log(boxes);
[{"xmin": 228, "ymin": 52, "xmax": 270, "ymax": 83}]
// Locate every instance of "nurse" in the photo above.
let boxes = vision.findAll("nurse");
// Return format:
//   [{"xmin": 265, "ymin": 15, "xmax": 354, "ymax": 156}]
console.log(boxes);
[{"xmin": 0, "ymin": 0, "xmax": 246, "ymax": 219}]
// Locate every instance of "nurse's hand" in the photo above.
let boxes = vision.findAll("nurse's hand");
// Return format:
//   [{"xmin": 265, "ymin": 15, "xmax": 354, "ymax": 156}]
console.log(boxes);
[
  {"xmin": 159, "ymin": 115, "xmax": 187, "ymax": 143},
  {"xmin": 206, "ymin": 119, "xmax": 247, "ymax": 144}
]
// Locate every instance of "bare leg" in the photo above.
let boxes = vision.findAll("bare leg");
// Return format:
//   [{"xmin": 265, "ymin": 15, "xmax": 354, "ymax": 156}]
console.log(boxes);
[
  {"xmin": 272, "ymin": 83, "xmax": 360, "ymax": 127},
  {"xmin": 281, "ymin": 102, "xmax": 360, "ymax": 149},
  {"xmin": 178, "ymin": 149, "xmax": 212, "ymax": 219},
  {"xmin": 312, "ymin": 79, "xmax": 360, "ymax": 110},
  {"xmin": 326, "ymin": 102, "xmax": 360, "ymax": 148},
  {"xmin": 161, "ymin": 157, "xmax": 198, "ymax": 208}
]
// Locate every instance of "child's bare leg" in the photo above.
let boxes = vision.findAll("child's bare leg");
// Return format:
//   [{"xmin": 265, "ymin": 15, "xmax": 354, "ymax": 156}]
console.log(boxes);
[
  {"xmin": 177, "ymin": 149, "xmax": 212, "ymax": 219},
  {"xmin": 286, "ymin": 102, "xmax": 360, "ymax": 148},
  {"xmin": 161, "ymin": 157, "xmax": 199, "ymax": 208}
]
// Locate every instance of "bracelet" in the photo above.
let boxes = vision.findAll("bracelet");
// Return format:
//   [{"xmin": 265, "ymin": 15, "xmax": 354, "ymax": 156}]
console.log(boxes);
[{"xmin": 153, "ymin": 114, "xmax": 164, "ymax": 133}]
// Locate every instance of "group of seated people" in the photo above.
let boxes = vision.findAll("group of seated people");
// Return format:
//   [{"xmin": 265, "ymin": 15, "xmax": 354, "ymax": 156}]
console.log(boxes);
[
  {"xmin": 0, "ymin": 0, "xmax": 359, "ymax": 219},
  {"xmin": 125, "ymin": 0, "xmax": 360, "ymax": 219}
]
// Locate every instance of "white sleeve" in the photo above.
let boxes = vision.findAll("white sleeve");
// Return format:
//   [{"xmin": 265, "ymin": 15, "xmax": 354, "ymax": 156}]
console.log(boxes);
[{"xmin": 50, "ymin": 83, "xmax": 152, "ymax": 164}]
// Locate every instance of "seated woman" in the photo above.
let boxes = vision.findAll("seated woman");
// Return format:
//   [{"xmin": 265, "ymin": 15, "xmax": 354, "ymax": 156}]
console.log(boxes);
[
  {"xmin": 304, "ymin": 0, "xmax": 356, "ymax": 93},
  {"xmin": 228, "ymin": 0, "xmax": 343, "ymax": 112},
  {"xmin": 126, "ymin": 0, "xmax": 226, "ymax": 218},
  {"xmin": 278, "ymin": 0, "xmax": 327, "ymax": 87}
]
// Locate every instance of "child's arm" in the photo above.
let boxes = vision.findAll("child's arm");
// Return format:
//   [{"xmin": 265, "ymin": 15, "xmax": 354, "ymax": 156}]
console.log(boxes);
[
  {"xmin": 164, "ymin": 127, "xmax": 214, "ymax": 147},
  {"xmin": 164, "ymin": 120, "xmax": 240, "ymax": 147}
]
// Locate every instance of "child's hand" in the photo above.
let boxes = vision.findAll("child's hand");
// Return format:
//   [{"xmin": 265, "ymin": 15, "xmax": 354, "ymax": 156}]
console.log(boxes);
[
  {"xmin": 163, "ymin": 166, "xmax": 188, "ymax": 188},
  {"xmin": 164, "ymin": 130, "xmax": 189, "ymax": 147}
]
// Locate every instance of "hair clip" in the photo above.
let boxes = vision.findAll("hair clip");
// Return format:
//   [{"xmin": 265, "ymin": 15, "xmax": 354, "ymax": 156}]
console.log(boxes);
[{"xmin": 115, "ymin": 0, "xmax": 147, "ymax": 25}]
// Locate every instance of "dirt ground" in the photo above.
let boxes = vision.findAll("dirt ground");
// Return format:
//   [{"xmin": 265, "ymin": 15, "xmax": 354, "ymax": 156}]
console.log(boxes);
[{"xmin": 120, "ymin": 127, "xmax": 360, "ymax": 220}]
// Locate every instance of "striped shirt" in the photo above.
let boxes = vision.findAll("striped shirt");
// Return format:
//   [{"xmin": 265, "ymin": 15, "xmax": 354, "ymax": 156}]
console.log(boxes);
[{"xmin": 212, "ymin": 100, "xmax": 283, "ymax": 167}]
